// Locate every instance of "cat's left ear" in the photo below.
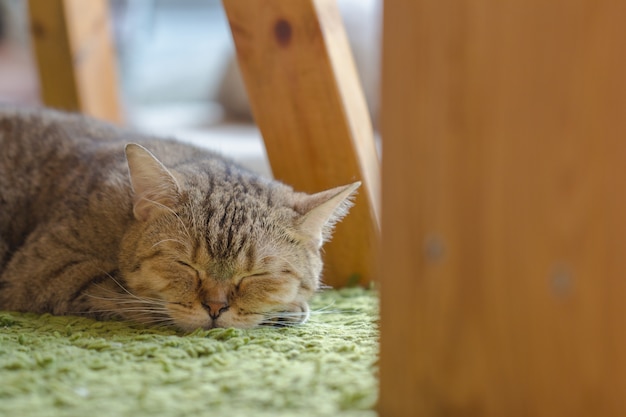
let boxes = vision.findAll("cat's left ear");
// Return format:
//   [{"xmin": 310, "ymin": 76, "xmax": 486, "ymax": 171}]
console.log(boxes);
[
  {"xmin": 125, "ymin": 143, "xmax": 181, "ymax": 221},
  {"xmin": 294, "ymin": 182, "xmax": 361, "ymax": 248}
]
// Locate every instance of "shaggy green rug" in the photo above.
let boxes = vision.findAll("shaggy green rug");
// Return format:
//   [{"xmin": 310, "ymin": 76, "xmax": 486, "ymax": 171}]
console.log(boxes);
[{"xmin": 0, "ymin": 287, "xmax": 378, "ymax": 417}]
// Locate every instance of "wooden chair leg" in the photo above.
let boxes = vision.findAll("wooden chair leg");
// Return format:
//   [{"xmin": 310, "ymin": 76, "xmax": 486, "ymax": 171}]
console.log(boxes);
[
  {"xmin": 28, "ymin": 0, "xmax": 122, "ymax": 123},
  {"xmin": 380, "ymin": 0, "xmax": 626, "ymax": 416},
  {"xmin": 222, "ymin": 0, "xmax": 381, "ymax": 288}
]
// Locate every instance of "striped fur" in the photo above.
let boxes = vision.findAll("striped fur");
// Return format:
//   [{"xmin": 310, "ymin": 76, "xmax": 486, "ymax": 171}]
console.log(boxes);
[{"xmin": 0, "ymin": 107, "xmax": 359, "ymax": 331}]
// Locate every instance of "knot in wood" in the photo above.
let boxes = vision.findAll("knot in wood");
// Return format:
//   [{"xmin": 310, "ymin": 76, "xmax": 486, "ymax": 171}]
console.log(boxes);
[{"xmin": 274, "ymin": 18, "xmax": 292, "ymax": 47}]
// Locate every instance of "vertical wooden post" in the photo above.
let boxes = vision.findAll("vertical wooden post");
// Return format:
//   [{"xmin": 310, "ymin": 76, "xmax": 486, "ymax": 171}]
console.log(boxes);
[
  {"xmin": 222, "ymin": 0, "xmax": 380, "ymax": 287},
  {"xmin": 29, "ymin": 0, "xmax": 122, "ymax": 123},
  {"xmin": 380, "ymin": 0, "xmax": 626, "ymax": 416}
]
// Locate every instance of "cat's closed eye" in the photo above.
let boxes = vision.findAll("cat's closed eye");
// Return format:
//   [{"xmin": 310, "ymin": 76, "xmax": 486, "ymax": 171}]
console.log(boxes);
[
  {"xmin": 176, "ymin": 260, "xmax": 194, "ymax": 269},
  {"xmin": 248, "ymin": 272, "xmax": 270, "ymax": 278},
  {"xmin": 236, "ymin": 272, "xmax": 269, "ymax": 291}
]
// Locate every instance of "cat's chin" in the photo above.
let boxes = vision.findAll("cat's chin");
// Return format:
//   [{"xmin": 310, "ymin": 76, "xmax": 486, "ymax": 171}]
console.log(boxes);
[
  {"xmin": 166, "ymin": 308, "xmax": 261, "ymax": 331},
  {"xmin": 172, "ymin": 316, "xmax": 261, "ymax": 331},
  {"xmin": 253, "ymin": 301, "xmax": 311, "ymax": 328},
  {"xmin": 168, "ymin": 302, "xmax": 311, "ymax": 331}
]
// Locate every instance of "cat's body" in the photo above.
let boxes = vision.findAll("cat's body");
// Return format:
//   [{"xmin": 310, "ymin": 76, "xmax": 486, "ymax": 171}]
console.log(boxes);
[{"xmin": 0, "ymin": 107, "xmax": 358, "ymax": 331}]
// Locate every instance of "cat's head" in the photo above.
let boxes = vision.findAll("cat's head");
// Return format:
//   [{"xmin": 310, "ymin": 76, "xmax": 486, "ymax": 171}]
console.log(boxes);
[{"xmin": 117, "ymin": 143, "xmax": 359, "ymax": 331}]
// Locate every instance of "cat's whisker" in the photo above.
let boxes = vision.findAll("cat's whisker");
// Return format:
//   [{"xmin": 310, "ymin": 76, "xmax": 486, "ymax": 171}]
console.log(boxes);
[
  {"xmin": 256, "ymin": 311, "xmax": 310, "ymax": 327},
  {"xmin": 142, "ymin": 198, "xmax": 193, "ymax": 242},
  {"xmin": 151, "ymin": 238, "xmax": 188, "ymax": 249},
  {"xmin": 258, "ymin": 319, "xmax": 302, "ymax": 328},
  {"xmin": 309, "ymin": 300, "xmax": 336, "ymax": 312},
  {"xmin": 93, "ymin": 271, "xmax": 171, "ymax": 305},
  {"xmin": 82, "ymin": 309, "xmax": 168, "ymax": 317},
  {"xmin": 133, "ymin": 315, "xmax": 178, "ymax": 327},
  {"xmin": 307, "ymin": 303, "xmax": 364, "ymax": 316},
  {"xmin": 106, "ymin": 275, "xmax": 144, "ymax": 299},
  {"xmin": 83, "ymin": 302, "xmax": 171, "ymax": 313},
  {"xmin": 84, "ymin": 292, "xmax": 164, "ymax": 306},
  {"xmin": 128, "ymin": 315, "xmax": 171, "ymax": 323},
  {"xmin": 261, "ymin": 311, "xmax": 309, "ymax": 318},
  {"xmin": 256, "ymin": 302, "xmax": 354, "ymax": 327},
  {"xmin": 142, "ymin": 316, "xmax": 177, "ymax": 323},
  {"xmin": 67, "ymin": 308, "xmax": 165, "ymax": 322},
  {"xmin": 257, "ymin": 253, "xmax": 298, "ymax": 274},
  {"xmin": 106, "ymin": 306, "xmax": 170, "ymax": 314},
  {"xmin": 87, "ymin": 287, "xmax": 165, "ymax": 308}
]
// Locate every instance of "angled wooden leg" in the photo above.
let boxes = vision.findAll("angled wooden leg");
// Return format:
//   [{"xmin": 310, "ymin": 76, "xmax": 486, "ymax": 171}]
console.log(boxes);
[
  {"xmin": 222, "ymin": 0, "xmax": 380, "ymax": 287},
  {"xmin": 28, "ymin": 0, "xmax": 122, "ymax": 123}
]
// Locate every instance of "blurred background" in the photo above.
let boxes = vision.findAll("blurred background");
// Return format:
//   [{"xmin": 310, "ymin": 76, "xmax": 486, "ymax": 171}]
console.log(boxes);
[{"xmin": 0, "ymin": 0, "xmax": 381, "ymax": 176}]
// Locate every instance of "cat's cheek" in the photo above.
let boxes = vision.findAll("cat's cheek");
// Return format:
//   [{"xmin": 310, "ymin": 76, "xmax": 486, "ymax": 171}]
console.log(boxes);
[
  {"xmin": 124, "ymin": 270, "xmax": 163, "ymax": 300},
  {"xmin": 238, "ymin": 277, "xmax": 300, "ymax": 306},
  {"xmin": 168, "ymin": 305, "xmax": 210, "ymax": 331},
  {"xmin": 290, "ymin": 301, "xmax": 311, "ymax": 324},
  {"xmin": 126, "ymin": 264, "xmax": 187, "ymax": 300}
]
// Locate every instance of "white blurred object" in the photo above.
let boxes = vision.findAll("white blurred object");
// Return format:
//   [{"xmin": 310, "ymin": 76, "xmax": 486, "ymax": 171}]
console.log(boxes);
[
  {"xmin": 0, "ymin": 0, "xmax": 39, "ymax": 105},
  {"xmin": 0, "ymin": 0, "xmax": 28, "ymax": 45}
]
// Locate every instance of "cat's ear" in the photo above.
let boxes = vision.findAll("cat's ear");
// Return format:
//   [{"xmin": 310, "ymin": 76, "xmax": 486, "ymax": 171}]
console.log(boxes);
[
  {"xmin": 125, "ymin": 143, "xmax": 181, "ymax": 221},
  {"xmin": 294, "ymin": 182, "xmax": 361, "ymax": 248}
]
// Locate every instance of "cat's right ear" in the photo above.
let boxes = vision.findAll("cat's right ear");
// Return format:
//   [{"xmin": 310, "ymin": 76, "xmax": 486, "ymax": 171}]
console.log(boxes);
[
  {"xmin": 294, "ymin": 182, "xmax": 361, "ymax": 248},
  {"xmin": 125, "ymin": 143, "xmax": 181, "ymax": 222}
]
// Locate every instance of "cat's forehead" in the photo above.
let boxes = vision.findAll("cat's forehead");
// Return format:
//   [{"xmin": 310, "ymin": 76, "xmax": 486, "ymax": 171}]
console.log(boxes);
[
  {"xmin": 202, "ymin": 221, "xmax": 294, "ymax": 262},
  {"xmin": 194, "ymin": 204, "xmax": 289, "ymax": 257},
  {"xmin": 192, "ymin": 232, "xmax": 296, "ymax": 278},
  {"xmin": 200, "ymin": 180, "xmax": 292, "ymax": 208},
  {"xmin": 200, "ymin": 184, "xmax": 296, "ymax": 232}
]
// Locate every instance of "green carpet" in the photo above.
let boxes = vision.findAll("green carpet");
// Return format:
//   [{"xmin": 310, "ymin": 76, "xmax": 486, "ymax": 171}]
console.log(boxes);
[{"xmin": 0, "ymin": 288, "xmax": 378, "ymax": 417}]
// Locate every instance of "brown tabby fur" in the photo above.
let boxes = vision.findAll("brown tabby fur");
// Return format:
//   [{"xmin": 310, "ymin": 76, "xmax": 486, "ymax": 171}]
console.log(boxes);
[{"xmin": 0, "ymin": 107, "xmax": 359, "ymax": 331}]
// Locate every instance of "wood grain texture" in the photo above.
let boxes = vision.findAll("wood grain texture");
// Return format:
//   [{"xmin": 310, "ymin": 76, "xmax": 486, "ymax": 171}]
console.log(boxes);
[
  {"xmin": 222, "ymin": 0, "xmax": 380, "ymax": 287},
  {"xmin": 29, "ymin": 0, "xmax": 121, "ymax": 123},
  {"xmin": 379, "ymin": 0, "xmax": 626, "ymax": 416}
]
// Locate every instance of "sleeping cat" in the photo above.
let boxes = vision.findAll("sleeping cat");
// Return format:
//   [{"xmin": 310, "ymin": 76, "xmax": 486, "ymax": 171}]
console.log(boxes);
[{"xmin": 0, "ymin": 107, "xmax": 359, "ymax": 331}]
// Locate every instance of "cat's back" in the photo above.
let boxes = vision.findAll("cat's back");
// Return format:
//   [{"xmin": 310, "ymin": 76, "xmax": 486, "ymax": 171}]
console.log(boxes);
[
  {"xmin": 0, "ymin": 106, "xmax": 233, "ymax": 172},
  {"xmin": 0, "ymin": 106, "xmax": 263, "ymax": 239},
  {"xmin": 0, "ymin": 106, "xmax": 276, "ymax": 242},
  {"xmin": 0, "ymin": 108, "xmax": 137, "ymax": 248},
  {"xmin": 0, "ymin": 106, "xmax": 133, "ymax": 200},
  {"xmin": 0, "ymin": 106, "xmax": 129, "ymax": 159}
]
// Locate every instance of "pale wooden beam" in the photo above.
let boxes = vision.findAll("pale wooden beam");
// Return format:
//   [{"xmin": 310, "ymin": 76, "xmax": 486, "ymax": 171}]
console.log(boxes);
[
  {"xmin": 29, "ymin": 0, "xmax": 122, "ymax": 123},
  {"xmin": 380, "ymin": 0, "xmax": 626, "ymax": 416},
  {"xmin": 222, "ymin": 0, "xmax": 380, "ymax": 287}
]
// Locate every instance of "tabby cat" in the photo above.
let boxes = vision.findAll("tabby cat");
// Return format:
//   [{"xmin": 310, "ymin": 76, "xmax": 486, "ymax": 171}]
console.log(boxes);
[{"xmin": 0, "ymin": 107, "xmax": 359, "ymax": 331}]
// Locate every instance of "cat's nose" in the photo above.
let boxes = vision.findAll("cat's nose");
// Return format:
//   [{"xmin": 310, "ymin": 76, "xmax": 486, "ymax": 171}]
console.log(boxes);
[{"xmin": 202, "ymin": 301, "xmax": 229, "ymax": 319}]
